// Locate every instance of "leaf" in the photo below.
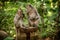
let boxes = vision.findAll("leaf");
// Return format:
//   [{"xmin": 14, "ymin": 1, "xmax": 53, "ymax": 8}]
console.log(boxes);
[{"xmin": 4, "ymin": 37, "xmax": 14, "ymax": 40}]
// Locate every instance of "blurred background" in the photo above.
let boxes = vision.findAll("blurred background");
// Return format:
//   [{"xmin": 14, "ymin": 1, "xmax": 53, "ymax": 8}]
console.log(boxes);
[{"xmin": 0, "ymin": 0, "xmax": 60, "ymax": 40}]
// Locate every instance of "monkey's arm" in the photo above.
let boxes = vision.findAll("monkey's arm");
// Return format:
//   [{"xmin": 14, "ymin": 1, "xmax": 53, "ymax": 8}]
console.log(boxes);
[
  {"xmin": 35, "ymin": 14, "xmax": 40, "ymax": 24},
  {"xmin": 14, "ymin": 14, "xmax": 20, "ymax": 28}
]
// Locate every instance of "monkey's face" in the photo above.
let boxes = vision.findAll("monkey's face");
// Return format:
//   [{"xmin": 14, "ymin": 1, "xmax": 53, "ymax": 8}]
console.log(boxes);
[
  {"xmin": 26, "ymin": 4, "xmax": 34, "ymax": 14},
  {"xmin": 26, "ymin": 5, "xmax": 32, "ymax": 12},
  {"xmin": 17, "ymin": 9, "xmax": 23, "ymax": 18},
  {"xmin": 26, "ymin": 4, "xmax": 37, "ymax": 17},
  {"xmin": 17, "ymin": 9, "xmax": 22, "ymax": 15}
]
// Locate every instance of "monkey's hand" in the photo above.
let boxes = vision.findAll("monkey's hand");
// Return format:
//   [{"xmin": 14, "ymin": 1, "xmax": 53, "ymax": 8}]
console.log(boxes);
[{"xmin": 23, "ymin": 27, "xmax": 38, "ymax": 33}]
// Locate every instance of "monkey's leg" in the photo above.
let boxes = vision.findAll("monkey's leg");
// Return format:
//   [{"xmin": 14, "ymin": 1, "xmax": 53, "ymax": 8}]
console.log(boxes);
[
  {"xmin": 20, "ymin": 32, "xmax": 26, "ymax": 40},
  {"xmin": 26, "ymin": 32, "xmax": 30, "ymax": 40},
  {"xmin": 16, "ymin": 29, "xmax": 20, "ymax": 40}
]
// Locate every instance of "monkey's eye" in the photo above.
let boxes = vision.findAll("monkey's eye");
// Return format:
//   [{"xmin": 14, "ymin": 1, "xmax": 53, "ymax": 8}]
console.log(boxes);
[
  {"xmin": 30, "ymin": 17, "xmax": 39, "ymax": 22},
  {"xmin": 30, "ymin": 18, "xmax": 36, "ymax": 22}
]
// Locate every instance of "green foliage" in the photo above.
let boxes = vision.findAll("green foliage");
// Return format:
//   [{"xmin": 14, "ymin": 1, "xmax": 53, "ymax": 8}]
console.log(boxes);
[
  {"xmin": 4, "ymin": 37, "xmax": 14, "ymax": 40},
  {"xmin": 0, "ymin": 0, "xmax": 58, "ymax": 38}
]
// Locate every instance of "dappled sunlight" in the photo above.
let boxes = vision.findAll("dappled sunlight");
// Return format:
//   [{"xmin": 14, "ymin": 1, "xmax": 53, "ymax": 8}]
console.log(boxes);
[
  {"xmin": 13, "ymin": 34, "xmax": 16, "ymax": 37},
  {"xmin": 10, "ymin": 31, "xmax": 13, "ymax": 34},
  {"xmin": 47, "ymin": 11, "xmax": 52, "ymax": 16},
  {"xmin": 51, "ymin": 3, "xmax": 53, "ymax": 8}
]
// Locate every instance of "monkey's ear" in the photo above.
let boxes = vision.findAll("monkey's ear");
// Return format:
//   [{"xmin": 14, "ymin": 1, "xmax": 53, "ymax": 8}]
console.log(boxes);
[
  {"xmin": 28, "ymin": 4, "xmax": 33, "ymax": 9},
  {"xmin": 22, "ymin": 14, "xmax": 25, "ymax": 17},
  {"xmin": 27, "ymin": 4, "xmax": 34, "ymax": 9}
]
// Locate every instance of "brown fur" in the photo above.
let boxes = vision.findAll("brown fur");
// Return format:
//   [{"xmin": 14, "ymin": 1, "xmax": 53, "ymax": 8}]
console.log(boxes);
[
  {"xmin": 26, "ymin": 4, "xmax": 40, "ymax": 27},
  {"xmin": 14, "ymin": 8, "xmax": 26, "ymax": 40},
  {"xmin": 26, "ymin": 4, "xmax": 40, "ymax": 40},
  {"xmin": 0, "ymin": 30, "xmax": 8, "ymax": 40}
]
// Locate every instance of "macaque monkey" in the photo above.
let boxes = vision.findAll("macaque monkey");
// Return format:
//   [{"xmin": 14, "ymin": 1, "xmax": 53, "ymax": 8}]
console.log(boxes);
[
  {"xmin": 14, "ymin": 8, "xmax": 24, "ymax": 28},
  {"xmin": 14, "ymin": 8, "xmax": 27, "ymax": 40},
  {"xmin": 26, "ymin": 4, "xmax": 40, "ymax": 40},
  {"xmin": 26, "ymin": 4, "xmax": 40, "ymax": 27}
]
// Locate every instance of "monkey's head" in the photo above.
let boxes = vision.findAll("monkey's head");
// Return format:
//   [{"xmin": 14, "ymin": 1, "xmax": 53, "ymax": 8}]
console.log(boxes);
[
  {"xmin": 26, "ymin": 4, "xmax": 33, "ymax": 10},
  {"xmin": 26, "ymin": 4, "xmax": 37, "ymax": 17},
  {"xmin": 17, "ymin": 8, "xmax": 23, "ymax": 15},
  {"xmin": 17, "ymin": 8, "xmax": 24, "ymax": 18},
  {"xmin": 26, "ymin": 4, "xmax": 34, "ymax": 14}
]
